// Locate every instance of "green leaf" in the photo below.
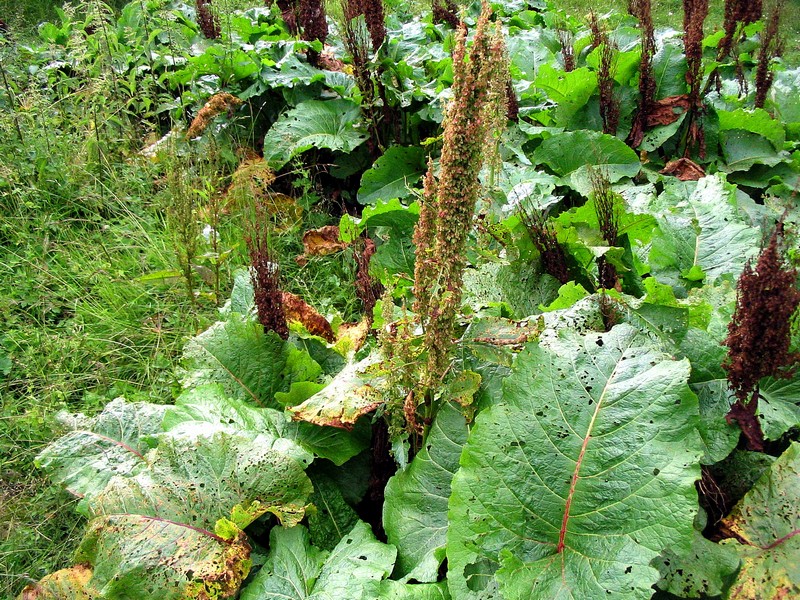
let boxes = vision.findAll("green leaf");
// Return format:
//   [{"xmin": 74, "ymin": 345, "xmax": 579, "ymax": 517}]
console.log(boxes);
[
  {"xmin": 17, "ymin": 565, "xmax": 93, "ymax": 599},
  {"xmin": 73, "ymin": 514, "xmax": 251, "ymax": 600},
  {"xmin": 540, "ymin": 281, "xmax": 589, "ymax": 311},
  {"xmin": 534, "ymin": 64, "xmax": 598, "ymax": 124},
  {"xmin": 652, "ymin": 36, "xmax": 688, "ymax": 99},
  {"xmin": 88, "ymin": 430, "xmax": 313, "ymax": 530},
  {"xmin": 722, "ymin": 443, "xmax": 800, "ymax": 599},
  {"xmin": 384, "ymin": 402, "xmax": 469, "ymax": 582},
  {"xmin": 534, "ymin": 130, "xmax": 640, "ymax": 195},
  {"xmin": 358, "ymin": 146, "xmax": 426, "ymax": 205},
  {"xmin": 263, "ymin": 99, "xmax": 368, "ymax": 171},
  {"xmin": 655, "ymin": 528, "xmax": 740, "ymax": 597},
  {"xmin": 759, "ymin": 375, "xmax": 800, "ymax": 441},
  {"xmin": 307, "ymin": 470, "xmax": 360, "ymax": 551},
  {"xmin": 239, "ymin": 522, "xmax": 397, "ymax": 600},
  {"xmin": 36, "ymin": 398, "xmax": 166, "ymax": 504},
  {"xmin": 649, "ymin": 176, "xmax": 760, "ymax": 292},
  {"xmin": 378, "ymin": 580, "xmax": 451, "ymax": 599},
  {"xmin": 447, "ymin": 324, "xmax": 703, "ymax": 600},
  {"xmin": 718, "ymin": 108, "xmax": 785, "ymax": 149},
  {"xmin": 182, "ymin": 314, "xmax": 320, "ymax": 409},
  {"xmin": 720, "ymin": 130, "xmax": 785, "ymax": 173}
]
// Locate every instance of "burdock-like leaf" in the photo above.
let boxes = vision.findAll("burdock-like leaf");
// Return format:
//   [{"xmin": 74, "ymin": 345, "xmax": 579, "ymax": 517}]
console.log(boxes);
[
  {"xmin": 289, "ymin": 353, "xmax": 386, "ymax": 430},
  {"xmin": 384, "ymin": 402, "xmax": 468, "ymax": 582},
  {"xmin": 182, "ymin": 315, "xmax": 320, "ymax": 409},
  {"xmin": 88, "ymin": 429, "xmax": 312, "ymax": 530},
  {"xmin": 357, "ymin": 146, "xmax": 426, "ymax": 205},
  {"xmin": 18, "ymin": 565, "xmax": 93, "ymax": 599},
  {"xmin": 447, "ymin": 324, "xmax": 703, "ymax": 599},
  {"xmin": 722, "ymin": 443, "xmax": 800, "ymax": 599},
  {"xmin": 74, "ymin": 514, "xmax": 251, "ymax": 600},
  {"xmin": 239, "ymin": 521, "xmax": 396, "ymax": 600},
  {"xmin": 36, "ymin": 398, "xmax": 166, "ymax": 503},
  {"xmin": 263, "ymin": 99, "xmax": 368, "ymax": 171}
]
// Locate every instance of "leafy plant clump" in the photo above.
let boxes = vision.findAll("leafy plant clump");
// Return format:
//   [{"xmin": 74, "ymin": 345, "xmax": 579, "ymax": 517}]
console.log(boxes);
[{"xmin": 5, "ymin": 0, "xmax": 800, "ymax": 598}]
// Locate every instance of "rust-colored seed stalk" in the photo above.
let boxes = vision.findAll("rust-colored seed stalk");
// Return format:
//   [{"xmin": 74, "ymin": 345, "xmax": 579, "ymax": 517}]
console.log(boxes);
[{"xmin": 724, "ymin": 223, "xmax": 800, "ymax": 450}]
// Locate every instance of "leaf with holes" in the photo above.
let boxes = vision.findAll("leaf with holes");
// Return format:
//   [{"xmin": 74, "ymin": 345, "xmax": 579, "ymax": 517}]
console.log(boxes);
[
  {"xmin": 239, "ymin": 521, "xmax": 396, "ymax": 600},
  {"xmin": 722, "ymin": 442, "xmax": 800, "ymax": 599},
  {"xmin": 35, "ymin": 398, "xmax": 167, "ymax": 507},
  {"xmin": 447, "ymin": 324, "xmax": 704, "ymax": 599}
]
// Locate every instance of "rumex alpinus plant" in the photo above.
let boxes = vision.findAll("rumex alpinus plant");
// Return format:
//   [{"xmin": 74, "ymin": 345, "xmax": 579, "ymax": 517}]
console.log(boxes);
[
  {"xmin": 411, "ymin": 1, "xmax": 508, "ymax": 399},
  {"xmin": 627, "ymin": 0, "xmax": 656, "ymax": 148},
  {"xmin": 590, "ymin": 15, "xmax": 620, "ymax": 135},
  {"xmin": 518, "ymin": 204, "xmax": 570, "ymax": 285},
  {"xmin": 196, "ymin": 0, "xmax": 221, "ymax": 39},
  {"xmin": 589, "ymin": 167, "xmax": 621, "ymax": 291},
  {"xmin": 244, "ymin": 197, "xmax": 289, "ymax": 339},
  {"xmin": 682, "ymin": 0, "xmax": 709, "ymax": 157},
  {"xmin": 724, "ymin": 223, "xmax": 800, "ymax": 451},
  {"xmin": 718, "ymin": 0, "xmax": 762, "ymax": 60},
  {"xmin": 299, "ymin": 0, "xmax": 328, "ymax": 66},
  {"xmin": 556, "ymin": 21, "xmax": 575, "ymax": 72},
  {"xmin": 432, "ymin": 0, "xmax": 460, "ymax": 28},
  {"xmin": 755, "ymin": 1, "xmax": 785, "ymax": 108}
]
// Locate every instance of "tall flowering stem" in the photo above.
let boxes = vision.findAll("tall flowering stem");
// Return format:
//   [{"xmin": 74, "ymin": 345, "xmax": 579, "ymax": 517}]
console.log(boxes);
[
  {"xmin": 412, "ymin": 2, "xmax": 508, "ymax": 393},
  {"xmin": 724, "ymin": 223, "xmax": 800, "ymax": 450}
]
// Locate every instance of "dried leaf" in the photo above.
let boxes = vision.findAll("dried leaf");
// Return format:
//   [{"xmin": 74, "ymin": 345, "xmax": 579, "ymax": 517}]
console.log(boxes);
[
  {"xmin": 302, "ymin": 225, "xmax": 350, "ymax": 256},
  {"xmin": 645, "ymin": 94, "xmax": 691, "ymax": 127},
  {"xmin": 282, "ymin": 292, "xmax": 336, "ymax": 342},
  {"xmin": 660, "ymin": 157, "xmax": 706, "ymax": 181}
]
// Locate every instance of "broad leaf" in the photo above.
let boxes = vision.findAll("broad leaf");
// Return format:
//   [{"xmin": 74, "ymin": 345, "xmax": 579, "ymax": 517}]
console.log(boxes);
[
  {"xmin": 36, "ymin": 398, "xmax": 166, "ymax": 503},
  {"xmin": 378, "ymin": 580, "xmax": 451, "ymax": 599},
  {"xmin": 534, "ymin": 130, "xmax": 640, "ymax": 195},
  {"xmin": 655, "ymin": 528, "xmax": 740, "ymax": 597},
  {"xmin": 758, "ymin": 375, "xmax": 800, "ymax": 441},
  {"xmin": 447, "ymin": 324, "xmax": 703, "ymax": 599},
  {"xmin": 722, "ymin": 443, "xmax": 800, "ymax": 599},
  {"xmin": 74, "ymin": 514, "xmax": 251, "ymax": 600},
  {"xmin": 307, "ymin": 470, "xmax": 360, "ymax": 551},
  {"xmin": 182, "ymin": 314, "xmax": 321, "ymax": 409},
  {"xmin": 384, "ymin": 402, "xmax": 469, "ymax": 582},
  {"xmin": 649, "ymin": 176, "xmax": 760, "ymax": 292},
  {"xmin": 18, "ymin": 565, "xmax": 92, "ymax": 599},
  {"xmin": 358, "ymin": 146, "xmax": 426, "ymax": 205},
  {"xmin": 239, "ymin": 521, "xmax": 397, "ymax": 600},
  {"xmin": 289, "ymin": 353, "xmax": 385, "ymax": 430},
  {"xmin": 89, "ymin": 430, "xmax": 313, "ymax": 530},
  {"xmin": 263, "ymin": 99, "xmax": 368, "ymax": 170}
]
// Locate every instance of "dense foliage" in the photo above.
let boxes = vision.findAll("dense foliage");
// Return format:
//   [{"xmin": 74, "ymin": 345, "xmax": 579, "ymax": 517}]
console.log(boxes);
[{"xmin": 3, "ymin": 0, "xmax": 800, "ymax": 598}]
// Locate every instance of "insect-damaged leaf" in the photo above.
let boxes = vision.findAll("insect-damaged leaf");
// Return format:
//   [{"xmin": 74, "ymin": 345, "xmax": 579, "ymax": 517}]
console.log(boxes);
[
  {"xmin": 35, "ymin": 398, "xmax": 167, "ymax": 505},
  {"xmin": 74, "ymin": 514, "xmax": 251, "ymax": 600},
  {"xmin": 289, "ymin": 353, "xmax": 386, "ymax": 429},
  {"xmin": 722, "ymin": 442, "xmax": 800, "ymax": 599},
  {"xmin": 447, "ymin": 324, "xmax": 704, "ymax": 599},
  {"xmin": 239, "ymin": 521, "xmax": 396, "ymax": 600},
  {"xmin": 19, "ymin": 565, "xmax": 93, "ymax": 599}
]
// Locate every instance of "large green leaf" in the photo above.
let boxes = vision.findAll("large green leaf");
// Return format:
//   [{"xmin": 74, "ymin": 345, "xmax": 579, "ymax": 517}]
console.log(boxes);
[
  {"xmin": 89, "ymin": 430, "xmax": 313, "ymax": 530},
  {"xmin": 263, "ymin": 99, "xmax": 368, "ymax": 170},
  {"xmin": 239, "ymin": 522, "xmax": 396, "ymax": 600},
  {"xmin": 759, "ymin": 375, "xmax": 800, "ymax": 441},
  {"xmin": 384, "ymin": 402, "xmax": 469, "ymax": 582},
  {"xmin": 73, "ymin": 514, "xmax": 251, "ymax": 600},
  {"xmin": 720, "ymin": 130, "xmax": 785, "ymax": 173},
  {"xmin": 306, "ymin": 470, "xmax": 360, "ymax": 551},
  {"xmin": 649, "ymin": 176, "xmax": 760, "ymax": 293},
  {"xmin": 447, "ymin": 324, "xmax": 703, "ymax": 599},
  {"xmin": 36, "ymin": 398, "xmax": 166, "ymax": 504},
  {"xmin": 182, "ymin": 314, "xmax": 321, "ymax": 409},
  {"xmin": 358, "ymin": 146, "xmax": 426, "ymax": 205},
  {"xmin": 534, "ymin": 130, "xmax": 640, "ymax": 195},
  {"xmin": 722, "ymin": 443, "xmax": 800, "ymax": 599}
]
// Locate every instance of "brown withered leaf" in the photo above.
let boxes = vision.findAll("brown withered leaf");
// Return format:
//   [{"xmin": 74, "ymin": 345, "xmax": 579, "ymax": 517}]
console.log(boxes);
[
  {"xmin": 645, "ymin": 94, "xmax": 691, "ymax": 127},
  {"xmin": 282, "ymin": 292, "xmax": 335, "ymax": 342},
  {"xmin": 660, "ymin": 157, "xmax": 706, "ymax": 181},
  {"xmin": 289, "ymin": 353, "xmax": 385, "ymax": 430},
  {"xmin": 20, "ymin": 564, "xmax": 93, "ymax": 599},
  {"xmin": 302, "ymin": 225, "xmax": 350, "ymax": 257}
]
